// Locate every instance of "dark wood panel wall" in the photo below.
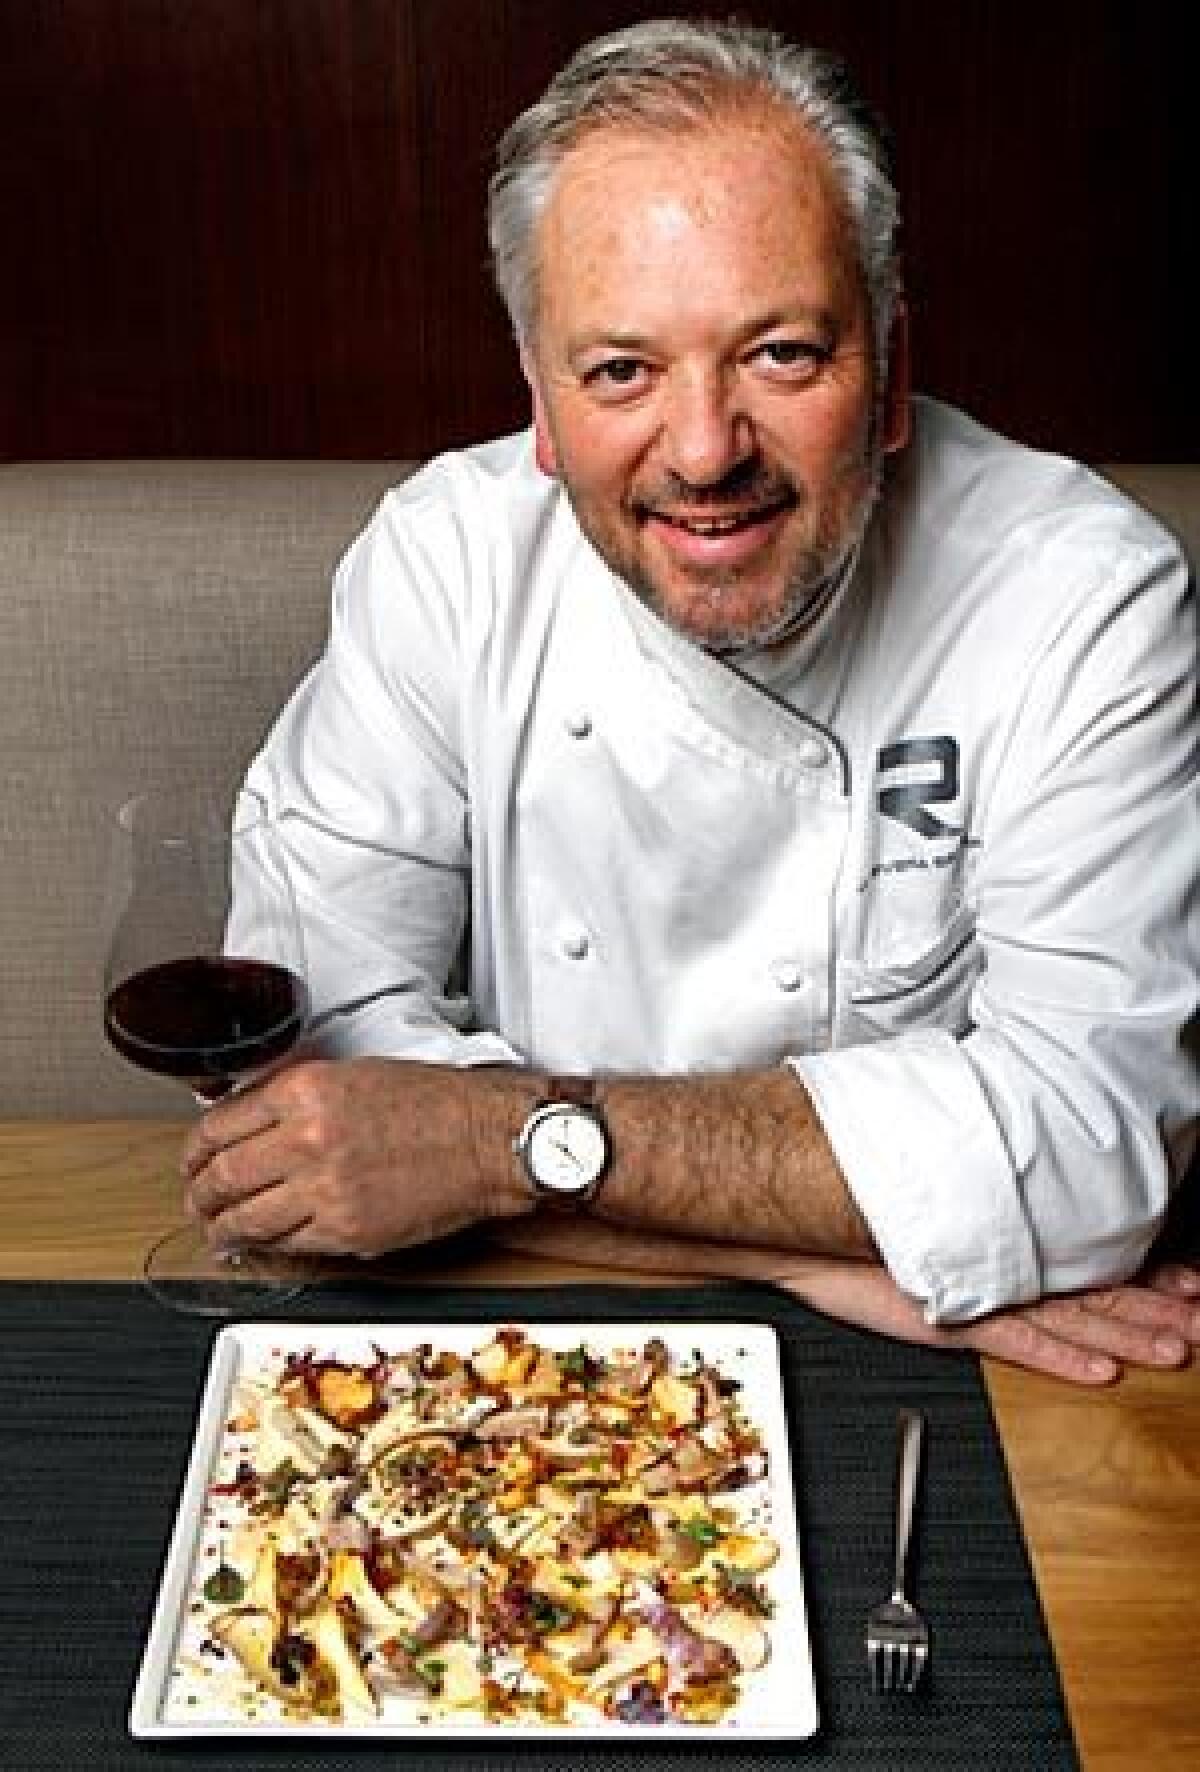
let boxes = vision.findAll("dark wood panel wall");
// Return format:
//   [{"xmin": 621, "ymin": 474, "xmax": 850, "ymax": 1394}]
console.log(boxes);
[{"xmin": 1, "ymin": 0, "xmax": 1190, "ymax": 462}]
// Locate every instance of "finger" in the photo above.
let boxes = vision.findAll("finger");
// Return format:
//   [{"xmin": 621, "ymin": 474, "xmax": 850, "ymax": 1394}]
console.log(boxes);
[
  {"xmin": 1076, "ymin": 1279, "xmax": 1200, "ymax": 1345},
  {"xmin": 1144, "ymin": 1261, "xmax": 1200, "ymax": 1300},
  {"xmin": 1032, "ymin": 1295, "xmax": 1190, "ymax": 1367},
  {"xmin": 965, "ymin": 1312, "xmax": 1121, "ymax": 1385},
  {"xmin": 200, "ymin": 1180, "xmax": 315, "ymax": 1253},
  {"xmin": 181, "ymin": 1086, "xmax": 281, "ymax": 1178},
  {"xmin": 185, "ymin": 1121, "xmax": 299, "ymax": 1220}
]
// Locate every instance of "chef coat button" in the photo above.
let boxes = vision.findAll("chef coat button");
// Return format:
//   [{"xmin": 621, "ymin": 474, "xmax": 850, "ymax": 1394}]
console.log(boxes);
[
  {"xmin": 772, "ymin": 961, "xmax": 806, "ymax": 993},
  {"xmin": 562, "ymin": 928, "xmax": 591, "ymax": 960},
  {"xmin": 794, "ymin": 735, "xmax": 827, "ymax": 768},
  {"xmin": 565, "ymin": 711, "xmax": 593, "ymax": 739}
]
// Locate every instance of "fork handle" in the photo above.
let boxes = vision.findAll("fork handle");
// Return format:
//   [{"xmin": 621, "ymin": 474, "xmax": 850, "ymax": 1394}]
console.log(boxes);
[{"xmin": 892, "ymin": 1409, "xmax": 925, "ymax": 1596}]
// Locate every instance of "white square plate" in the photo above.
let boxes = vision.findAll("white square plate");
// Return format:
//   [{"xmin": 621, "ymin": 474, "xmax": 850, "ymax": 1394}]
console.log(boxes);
[{"xmin": 130, "ymin": 1319, "xmax": 817, "ymax": 1740}]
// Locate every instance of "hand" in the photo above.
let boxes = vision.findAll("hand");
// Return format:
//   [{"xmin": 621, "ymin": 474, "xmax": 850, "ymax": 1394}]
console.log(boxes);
[
  {"xmin": 949, "ymin": 1262, "xmax": 1200, "ymax": 1382},
  {"xmin": 775, "ymin": 1254, "xmax": 1200, "ymax": 1384},
  {"xmin": 181, "ymin": 1058, "xmax": 532, "ymax": 1256},
  {"xmin": 488, "ymin": 1218, "xmax": 1200, "ymax": 1385}
]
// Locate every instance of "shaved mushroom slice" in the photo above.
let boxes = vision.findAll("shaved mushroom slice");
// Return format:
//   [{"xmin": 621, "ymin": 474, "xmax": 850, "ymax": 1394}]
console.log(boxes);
[
  {"xmin": 668, "ymin": 1437, "xmax": 729, "ymax": 1490},
  {"xmin": 304, "ymin": 1599, "xmax": 378, "ymax": 1718},
  {"xmin": 583, "ymin": 1624, "xmax": 663, "ymax": 1695},
  {"xmin": 558, "ymin": 1487, "xmax": 603, "ymax": 1556},
  {"xmin": 637, "ymin": 1455, "xmax": 679, "ymax": 1496},
  {"xmin": 658, "ymin": 1523, "xmax": 707, "ymax": 1571},
  {"xmin": 436, "ymin": 1638, "xmax": 486, "ymax": 1708},
  {"xmin": 408, "ymin": 1594, "xmax": 465, "ymax": 1650},
  {"xmin": 370, "ymin": 1640, "xmax": 433, "ymax": 1698},
  {"xmin": 255, "ymin": 1401, "xmax": 328, "ymax": 1478},
  {"xmin": 243, "ymin": 1539, "xmax": 280, "ymax": 1617},
  {"xmin": 327, "ymin": 1550, "xmax": 411, "ymax": 1643},
  {"xmin": 325, "ymin": 1513, "xmax": 371, "ymax": 1555},
  {"xmin": 641, "ymin": 1597, "xmax": 738, "ymax": 1681},
  {"xmin": 291, "ymin": 1402, "xmax": 357, "ymax": 1456},
  {"xmin": 473, "ymin": 1404, "xmax": 550, "ymax": 1440},
  {"xmin": 210, "ymin": 1607, "xmax": 298, "ymax": 1709},
  {"xmin": 686, "ymin": 1603, "xmax": 770, "ymax": 1671},
  {"xmin": 530, "ymin": 1428, "xmax": 606, "ymax": 1465},
  {"xmin": 564, "ymin": 1594, "xmax": 621, "ymax": 1674}
]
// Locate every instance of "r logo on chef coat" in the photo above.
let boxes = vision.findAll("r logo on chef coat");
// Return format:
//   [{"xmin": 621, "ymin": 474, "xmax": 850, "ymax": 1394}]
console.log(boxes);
[{"xmin": 877, "ymin": 736, "xmax": 962, "ymax": 839}]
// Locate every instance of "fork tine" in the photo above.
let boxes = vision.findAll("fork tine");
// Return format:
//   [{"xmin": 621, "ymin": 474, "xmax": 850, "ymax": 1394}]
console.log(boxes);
[
  {"xmin": 896, "ymin": 1644, "xmax": 912, "ymax": 1693},
  {"xmin": 870, "ymin": 1640, "xmax": 884, "ymax": 1692}
]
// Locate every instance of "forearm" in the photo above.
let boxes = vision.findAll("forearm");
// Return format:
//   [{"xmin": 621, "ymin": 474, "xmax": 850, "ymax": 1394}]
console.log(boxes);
[{"xmin": 477, "ymin": 1065, "xmax": 876, "ymax": 1258}]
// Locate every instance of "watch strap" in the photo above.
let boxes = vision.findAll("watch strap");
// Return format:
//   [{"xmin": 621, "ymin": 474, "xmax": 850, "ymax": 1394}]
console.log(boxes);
[{"xmin": 539, "ymin": 1074, "xmax": 601, "ymax": 1109}]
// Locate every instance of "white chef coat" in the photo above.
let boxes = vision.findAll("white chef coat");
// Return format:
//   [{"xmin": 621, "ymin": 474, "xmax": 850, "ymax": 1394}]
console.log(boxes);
[{"xmin": 243, "ymin": 396, "xmax": 1199, "ymax": 1323}]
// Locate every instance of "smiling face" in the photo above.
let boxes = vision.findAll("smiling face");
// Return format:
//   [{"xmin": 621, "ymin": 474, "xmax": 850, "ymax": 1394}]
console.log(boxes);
[{"xmin": 521, "ymin": 104, "xmax": 909, "ymax": 651}]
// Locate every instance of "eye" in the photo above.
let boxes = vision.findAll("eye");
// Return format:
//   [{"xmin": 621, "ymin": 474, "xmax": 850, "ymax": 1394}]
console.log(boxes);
[
  {"xmin": 581, "ymin": 357, "xmax": 651, "ymax": 400},
  {"xmin": 751, "ymin": 338, "xmax": 829, "ymax": 382}
]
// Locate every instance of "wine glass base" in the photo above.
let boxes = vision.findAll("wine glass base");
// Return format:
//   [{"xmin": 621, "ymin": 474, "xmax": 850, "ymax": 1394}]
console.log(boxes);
[{"xmin": 142, "ymin": 1223, "xmax": 312, "ymax": 1318}]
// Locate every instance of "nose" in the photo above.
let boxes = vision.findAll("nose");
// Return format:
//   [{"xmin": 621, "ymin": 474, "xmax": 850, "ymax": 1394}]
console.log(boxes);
[{"xmin": 659, "ymin": 367, "xmax": 755, "ymax": 489}]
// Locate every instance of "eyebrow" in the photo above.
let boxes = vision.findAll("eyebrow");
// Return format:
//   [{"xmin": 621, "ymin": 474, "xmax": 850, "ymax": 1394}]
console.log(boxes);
[{"xmin": 566, "ymin": 305, "xmax": 839, "ymax": 364}]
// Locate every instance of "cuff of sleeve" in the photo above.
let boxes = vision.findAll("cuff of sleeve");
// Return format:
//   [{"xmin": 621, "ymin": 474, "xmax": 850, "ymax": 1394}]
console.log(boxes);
[
  {"xmin": 787, "ymin": 1031, "xmax": 1042, "ymax": 1323},
  {"xmin": 308, "ymin": 996, "xmax": 524, "ymax": 1067}
]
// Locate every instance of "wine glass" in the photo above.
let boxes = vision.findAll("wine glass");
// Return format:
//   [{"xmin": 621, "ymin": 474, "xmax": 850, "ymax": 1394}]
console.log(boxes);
[{"xmin": 103, "ymin": 787, "xmax": 312, "ymax": 1315}]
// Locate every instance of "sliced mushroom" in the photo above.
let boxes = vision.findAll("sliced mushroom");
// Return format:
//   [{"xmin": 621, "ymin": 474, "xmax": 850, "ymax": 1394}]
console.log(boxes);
[
  {"xmin": 686, "ymin": 1603, "xmax": 770, "ymax": 1671},
  {"xmin": 566, "ymin": 1594, "xmax": 621, "ymax": 1673},
  {"xmin": 474, "ymin": 1404, "xmax": 550, "ymax": 1440},
  {"xmin": 210, "ymin": 1607, "xmax": 296, "ymax": 1708},
  {"xmin": 641, "ymin": 1597, "xmax": 738, "ymax": 1681},
  {"xmin": 304, "ymin": 1599, "xmax": 378, "ymax": 1718},
  {"xmin": 327, "ymin": 1549, "xmax": 410, "ymax": 1643},
  {"xmin": 408, "ymin": 1594, "xmax": 465, "ymax": 1650}
]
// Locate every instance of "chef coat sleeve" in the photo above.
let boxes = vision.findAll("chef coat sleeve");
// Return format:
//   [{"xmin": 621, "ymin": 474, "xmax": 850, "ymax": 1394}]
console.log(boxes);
[
  {"xmin": 790, "ymin": 540, "xmax": 1198, "ymax": 1323},
  {"xmin": 235, "ymin": 483, "xmax": 523, "ymax": 1069}
]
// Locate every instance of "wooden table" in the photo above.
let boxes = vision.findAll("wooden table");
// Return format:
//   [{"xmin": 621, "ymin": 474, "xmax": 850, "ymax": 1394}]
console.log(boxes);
[{"xmin": 3, "ymin": 1119, "xmax": 1197, "ymax": 1771}]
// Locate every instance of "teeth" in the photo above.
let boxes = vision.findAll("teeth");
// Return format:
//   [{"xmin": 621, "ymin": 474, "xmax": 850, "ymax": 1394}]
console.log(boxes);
[{"xmin": 675, "ymin": 513, "xmax": 755, "ymax": 535}]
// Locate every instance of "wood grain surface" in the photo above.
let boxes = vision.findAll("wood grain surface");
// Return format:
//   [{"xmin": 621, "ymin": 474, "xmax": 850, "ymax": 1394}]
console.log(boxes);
[{"xmin": 1, "ymin": 0, "xmax": 1186, "ymax": 461}]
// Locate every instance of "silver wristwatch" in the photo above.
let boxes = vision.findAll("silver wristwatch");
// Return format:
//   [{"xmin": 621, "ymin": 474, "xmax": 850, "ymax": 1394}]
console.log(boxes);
[{"xmin": 514, "ymin": 1076, "xmax": 611, "ymax": 1208}]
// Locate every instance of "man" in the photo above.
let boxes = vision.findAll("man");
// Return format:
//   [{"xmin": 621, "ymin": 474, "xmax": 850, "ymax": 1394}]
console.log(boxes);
[{"xmin": 186, "ymin": 18, "xmax": 1199, "ymax": 1381}]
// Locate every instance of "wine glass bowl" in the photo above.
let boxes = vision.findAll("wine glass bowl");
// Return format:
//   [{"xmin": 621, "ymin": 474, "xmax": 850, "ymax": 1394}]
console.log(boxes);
[{"xmin": 103, "ymin": 788, "xmax": 311, "ymax": 1314}]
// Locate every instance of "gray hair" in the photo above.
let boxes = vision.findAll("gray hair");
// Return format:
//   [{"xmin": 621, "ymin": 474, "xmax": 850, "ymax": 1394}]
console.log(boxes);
[{"xmin": 487, "ymin": 16, "xmax": 902, "ymax": 376}]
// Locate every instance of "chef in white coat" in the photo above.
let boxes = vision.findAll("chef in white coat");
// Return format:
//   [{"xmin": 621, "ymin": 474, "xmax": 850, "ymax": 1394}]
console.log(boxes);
[{"xmin": 186, "ymin": 18, "xmax": 1200, "ymax": 1381}]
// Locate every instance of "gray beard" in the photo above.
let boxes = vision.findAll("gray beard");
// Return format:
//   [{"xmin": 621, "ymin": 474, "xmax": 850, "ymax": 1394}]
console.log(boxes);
[{"xmin": 655, "ymin": 456, "xmax": 883, "ymax": 658}]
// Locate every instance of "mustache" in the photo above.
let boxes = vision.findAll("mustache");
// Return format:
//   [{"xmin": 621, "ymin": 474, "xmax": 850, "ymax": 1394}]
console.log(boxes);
[{"xmin": 636, "ymin": 459, "xmax": 798, "ymax": 512}]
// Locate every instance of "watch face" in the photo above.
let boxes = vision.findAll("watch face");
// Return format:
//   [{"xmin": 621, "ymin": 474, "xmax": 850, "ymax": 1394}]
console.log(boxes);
[{"xmin": 525, "ymin": 1104, "xmax": 608, "ymax": 1194}]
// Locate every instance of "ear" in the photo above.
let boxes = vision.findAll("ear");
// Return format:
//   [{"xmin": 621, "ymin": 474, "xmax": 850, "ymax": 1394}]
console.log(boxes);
[
  {"xmin": 520, "ymin": 345, "xmax": 560, "ymax": 479},
  {"xmin": 879, "ymin": 299, "xmax": 911, "ymax": 455}
]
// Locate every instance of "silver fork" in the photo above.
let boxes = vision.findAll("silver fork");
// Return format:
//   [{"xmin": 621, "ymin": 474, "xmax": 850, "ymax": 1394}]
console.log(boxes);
[{"xmin": 866, "ymin": 1408, "xmax": 930, "ymax": 1693}]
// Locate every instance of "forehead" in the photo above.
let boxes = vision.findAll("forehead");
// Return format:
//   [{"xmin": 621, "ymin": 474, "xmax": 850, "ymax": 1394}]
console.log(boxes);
[{"xmin": 534, "ymin": 104, "xmax": 860, "ymax": 319}]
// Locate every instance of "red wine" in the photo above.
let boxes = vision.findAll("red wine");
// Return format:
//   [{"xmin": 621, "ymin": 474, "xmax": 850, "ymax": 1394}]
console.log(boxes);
[{"xmin": 105, "ymin": 956, "xmax": 307, "ymax": 1091}]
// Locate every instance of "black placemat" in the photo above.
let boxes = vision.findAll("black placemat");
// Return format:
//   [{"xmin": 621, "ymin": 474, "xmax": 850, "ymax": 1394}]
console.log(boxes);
[{"xmin": 0, "ymin": 1280, "xmax": 1078, "ymax": 1770}]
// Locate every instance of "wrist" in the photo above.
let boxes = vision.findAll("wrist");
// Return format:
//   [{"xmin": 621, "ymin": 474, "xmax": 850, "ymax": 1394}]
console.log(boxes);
[
  {"xmin": 468, "ymin": 1068, "xmax": 614, "ymax": 1218},
  {"xmin": 515, "ymin": 1075, "xmax": 612, "ymax": 1210},
  {"xmin": 465, "ymin": 1066, "xmax": 544, "ymax": 1221}
]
